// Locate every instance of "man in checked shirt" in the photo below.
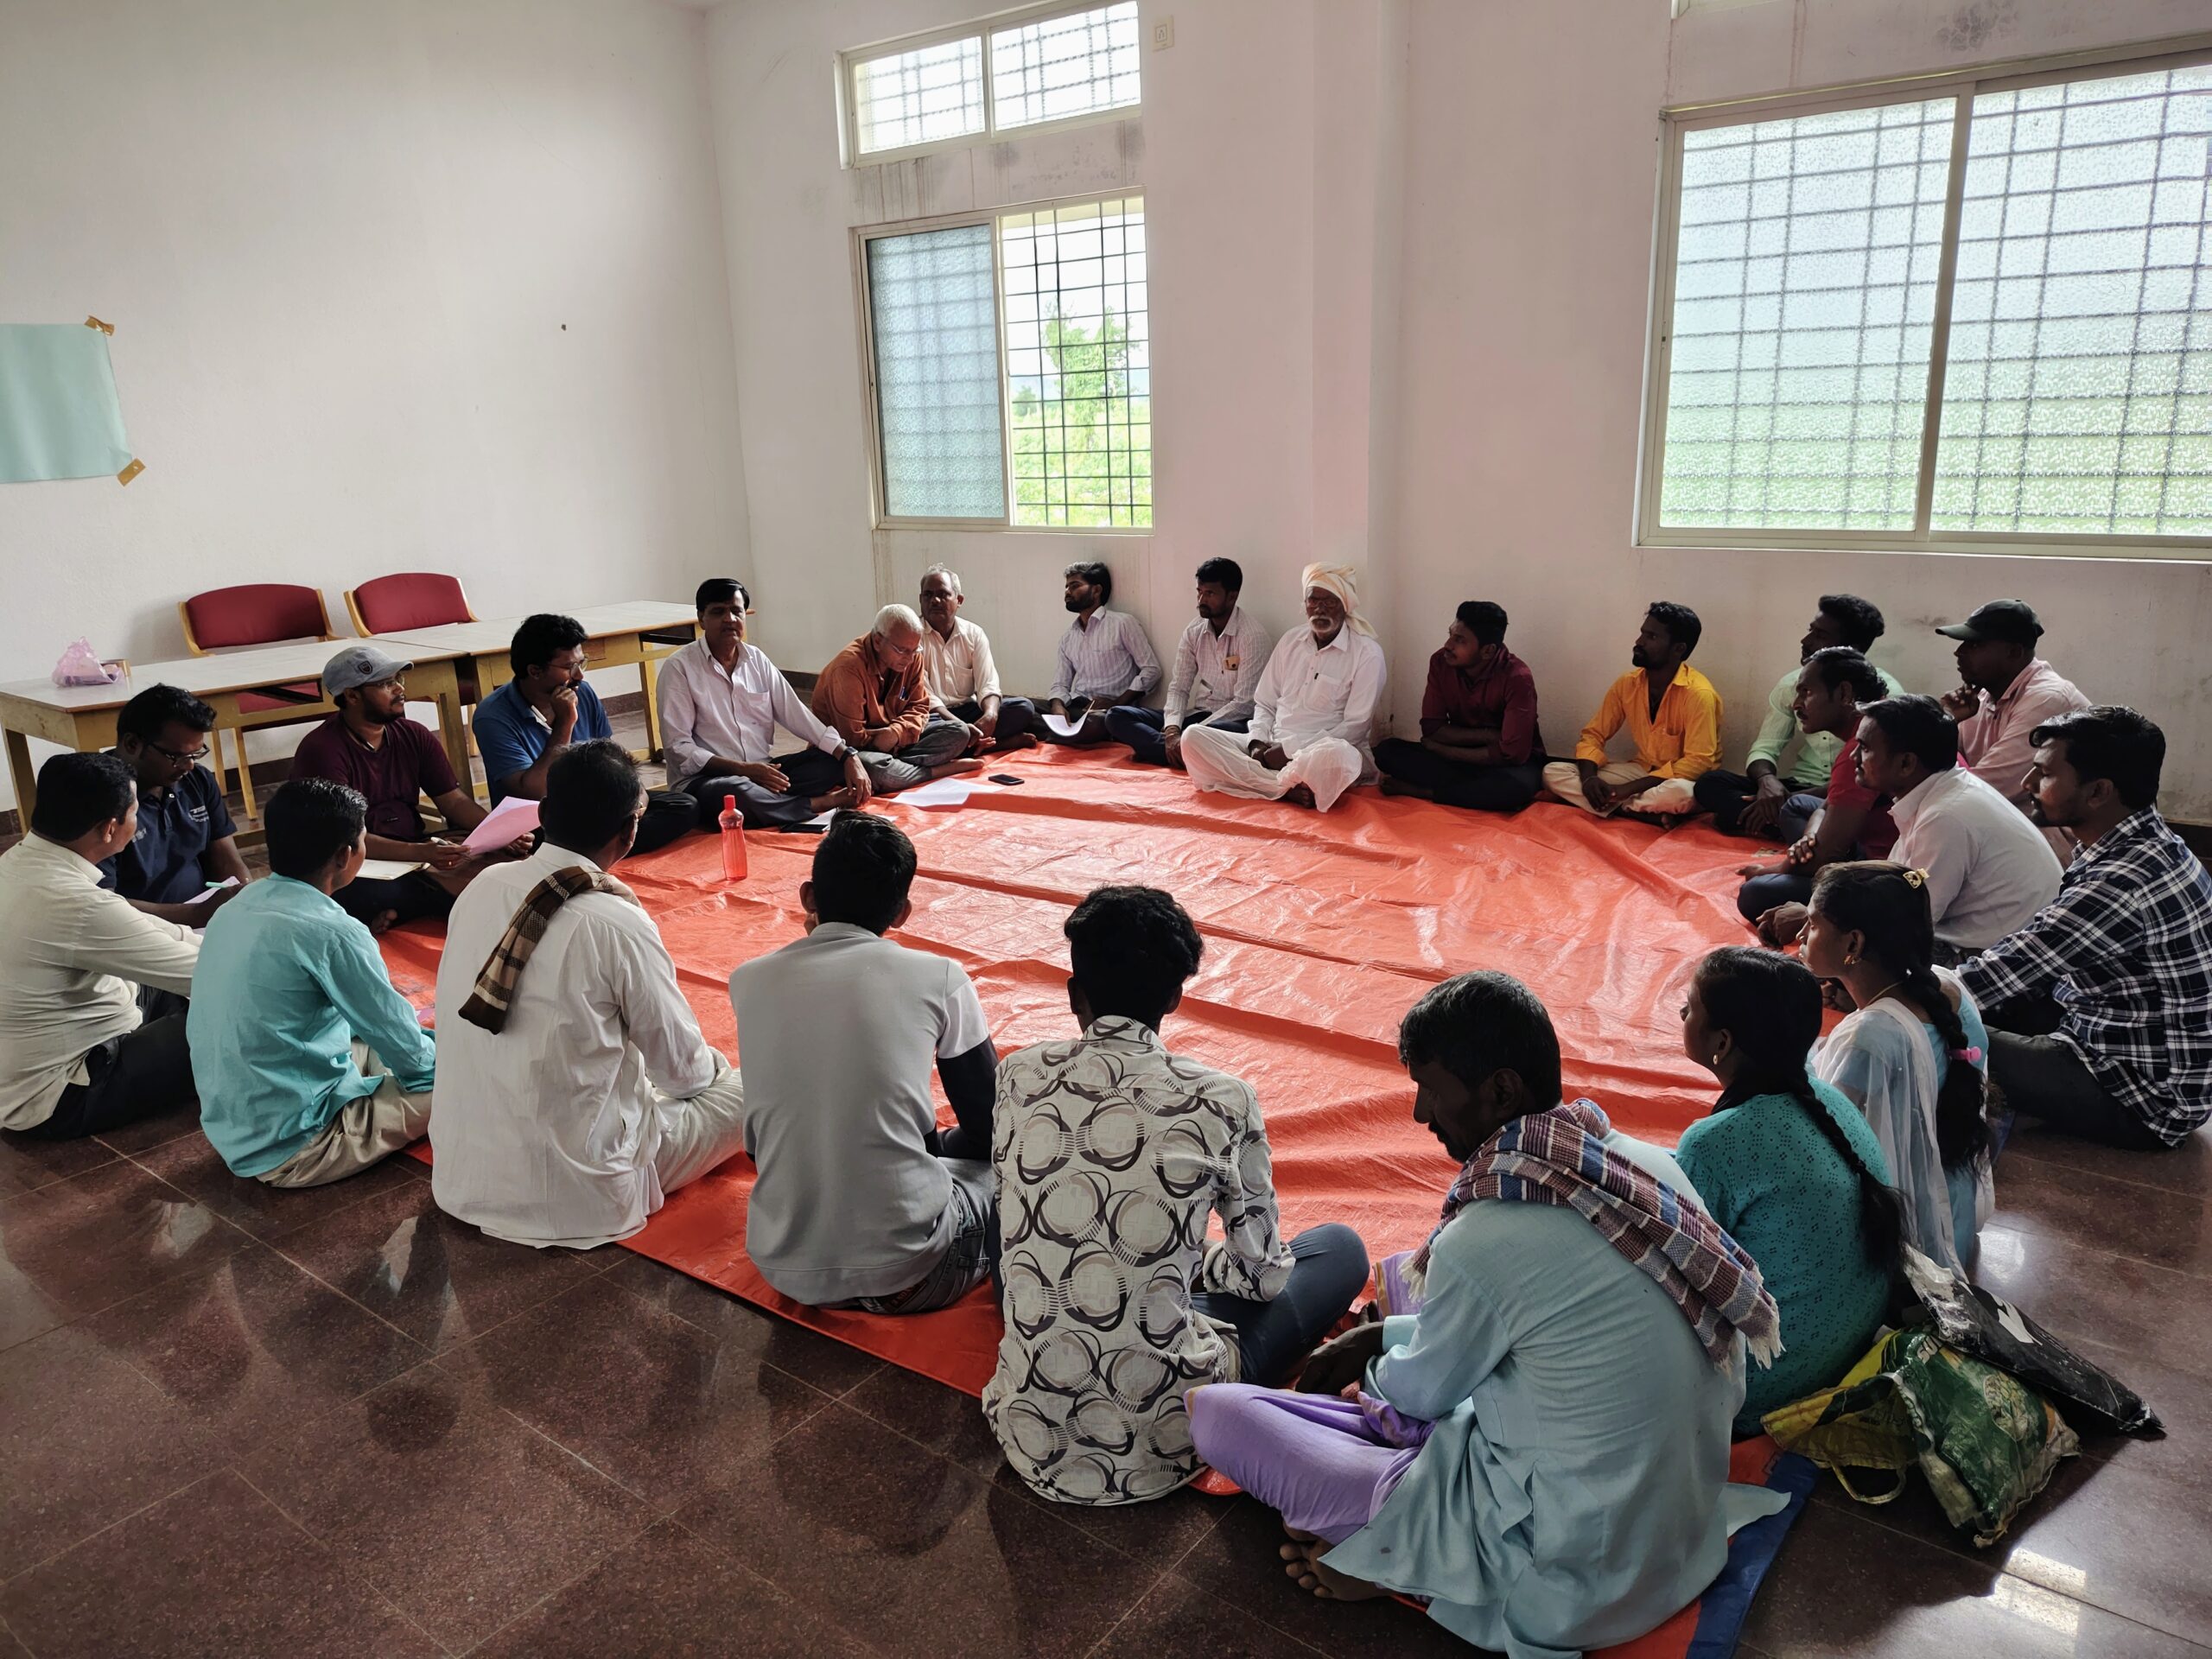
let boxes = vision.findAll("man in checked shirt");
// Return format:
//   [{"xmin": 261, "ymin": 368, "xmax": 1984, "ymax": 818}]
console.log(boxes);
[{"xmin": 1958, "ymin": 708, "xmax": 2212, "ymax": 1151}]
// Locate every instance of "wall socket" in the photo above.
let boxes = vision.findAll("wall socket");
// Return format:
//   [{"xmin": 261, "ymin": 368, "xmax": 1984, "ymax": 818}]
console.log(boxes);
[{"xmin": 1152, "ymin": 16, "xmax": 1173, "ymax": 49}]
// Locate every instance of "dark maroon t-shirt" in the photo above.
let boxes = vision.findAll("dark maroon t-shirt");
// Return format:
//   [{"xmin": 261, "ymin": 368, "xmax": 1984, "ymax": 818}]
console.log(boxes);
[{"xmin": 289, "ymin": 715, "xmax": 460, "ymax": 842}]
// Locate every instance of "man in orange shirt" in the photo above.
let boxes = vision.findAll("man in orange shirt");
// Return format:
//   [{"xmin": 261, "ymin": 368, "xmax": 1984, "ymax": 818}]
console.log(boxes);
[
  {"xmin": 1541, "ymin": 603, "xmax": 1721, "ymax": 821},
  {"xmin": 812, "ymin": 606, "xmax": 982, "ymax": 795}
]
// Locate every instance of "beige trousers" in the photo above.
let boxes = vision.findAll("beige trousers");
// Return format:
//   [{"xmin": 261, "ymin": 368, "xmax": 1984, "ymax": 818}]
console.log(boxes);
[
  {"xmin": 650, "ymin": 1055, "xmax": 750, "ymax": 1195},
  {"xmin": 1541, "ymin": 760, "xmax": 1699, "ymax": 817},
  {"xmin": 259, "ymin": 1042, "xmax": 433, "ymax": 1189}
]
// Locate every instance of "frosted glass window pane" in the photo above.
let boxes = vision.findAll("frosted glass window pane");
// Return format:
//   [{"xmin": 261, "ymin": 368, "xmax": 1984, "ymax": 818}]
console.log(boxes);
[
  {"xmin": 1660, "ymin": 99, "xmax": 1956, "ymax": 531},
  {"xmin": 1001, "ymin": 195, "xmax": 1150, "ymax": 527},
  {"xmin": 868, "ymin": 225, "xmax": 1006, "ymax": 519},
  {"xmin": 1933, "ymin": 66, "xmax": 2212, "ymax": 535},
  {"xmin": 853, "ymin": 36, "xmax": 984, "ymax": 156},
  {"xmin": 990, "ymin": 3, "xmax": 1141, "ymax": 131}
]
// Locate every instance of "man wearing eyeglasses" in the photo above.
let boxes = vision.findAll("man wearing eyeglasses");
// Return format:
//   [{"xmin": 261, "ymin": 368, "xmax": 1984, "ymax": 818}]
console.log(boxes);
[{"xmin": 102, "ymin": 683, "xmax": 251, "ymax": 927}]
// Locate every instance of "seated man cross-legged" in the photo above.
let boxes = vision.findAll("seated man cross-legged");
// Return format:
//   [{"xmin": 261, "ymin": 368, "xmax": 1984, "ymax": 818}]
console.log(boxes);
[
  {"xmin": 431, "ymin": 741, "xmax": 748, "ymax": 1248},
  {"xmin": 1181, "ymin": 563, "xmax": 1388, "ymax": 812},
  {"xmin": 469, "ymin": 612, "xmax": 696, "ymax": 855},
  {"xmin": 1697, "ymin": 593, "xmax": 1901, "ymax": 837},
  {"xmin": 0, "ymin": 753, "xmax": 201, "ymax": 1141},
  {"xmin": 811, "ymin": 605, "xmax": 982, "ymax": 794},
  {"xmin": 1039, "ymin": 561, "xmax": 1161, "ymax": 745},
  {"xmin": 657, "ymin": 577, "xmax": 874, "ymax": 830},
  {"xmin": 1187, "ymin": 971, "xmax": 1770, "ymax": 1655},
  {"xmin": 188, "ymin": 779, "xmax": 437, "ymax": 1188},
  {"xmin": 986, "ymin": 884, "xmax": 1368, "ymax": 1506},
  {"xmin": 1104, "ymin": 557, "xmax": 1270, "ymax": 768},
  {"xmin": 1543, "ymin": 601, "xmax": 1721, "ymax": 819},
  {"xmin": 917, "ymin": 563, "xmax": 1037, "ymax": 753},
  {"xmin": 290, "ymin": 645, "xmax": 527, "ymax": 932},
  {"xmin": 1936, "ymin": 599, "xmax": 2090, "ymax": 863},
  {"xmin": 102, "ymin": 683, "xmax": 251, "ymax": 925},
  {"xmin": 1958, "ymin": 708, "xmax": 2212, "ymax": 1152},
  {"xmin": 732, "ymin": 811, "xmax": 1002, "ymax": 1313},
  {"xmin": 1375, "ymin": 600, "xmax": 1545, "ymax": 813}
]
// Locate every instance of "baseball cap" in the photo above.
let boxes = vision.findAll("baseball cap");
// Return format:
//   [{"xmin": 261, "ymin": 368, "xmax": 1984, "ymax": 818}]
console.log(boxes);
[
  {"xmin": 322, "ymin": 645, "xmax": 412, "ymax": 699},
  {"xmin": 1935, "ymin": 600, "xmax": 2044, "ymax": 646}
]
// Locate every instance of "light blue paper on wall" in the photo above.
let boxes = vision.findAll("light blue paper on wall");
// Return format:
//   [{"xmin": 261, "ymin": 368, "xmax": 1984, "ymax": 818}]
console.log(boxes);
[{"xmin": 0, "ymin": 324, "xmax": 133, "ymax": 483}]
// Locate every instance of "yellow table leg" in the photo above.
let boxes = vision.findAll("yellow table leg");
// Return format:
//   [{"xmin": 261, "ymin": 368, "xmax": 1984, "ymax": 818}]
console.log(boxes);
[{"xmin": 5, "ymin": 728, "xmax": 36, "ymax": 828}]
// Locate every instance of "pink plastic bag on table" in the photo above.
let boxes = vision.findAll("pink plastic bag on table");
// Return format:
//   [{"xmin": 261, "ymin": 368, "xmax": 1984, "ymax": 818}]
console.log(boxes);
[{"xmin": 51, "ymin": 639, "xmax": 122, "ymax": 687}]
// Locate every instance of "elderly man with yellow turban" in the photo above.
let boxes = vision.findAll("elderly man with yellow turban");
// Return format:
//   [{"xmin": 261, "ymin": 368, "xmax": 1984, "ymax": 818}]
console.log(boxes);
[{"xmin": 1181, "ymin": 564, "xmax": 1389, "ymax": 812}]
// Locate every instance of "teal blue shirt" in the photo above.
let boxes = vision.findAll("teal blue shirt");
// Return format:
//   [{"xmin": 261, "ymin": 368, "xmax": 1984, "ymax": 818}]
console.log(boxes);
[
  {"xmin": 1675, "ymin": 1082, "xmax": 1895, "ymax": 1434},
  {"xmin": 188, "ymin": 875, "xmax": 436, "ymax": 1177}
]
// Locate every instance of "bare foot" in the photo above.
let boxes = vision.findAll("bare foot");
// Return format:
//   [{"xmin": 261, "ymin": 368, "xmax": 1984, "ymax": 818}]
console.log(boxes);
[
  {"xmin": 1283, "ymin": 784, "xmax": 1318, "ymax": 809},
  {"xmin": 925, "ymin": 757, "xmax": 986, "ymax": 780},
  {"xmin": 1278, "ymin": 1529, "xmax": 1386, "ymax": 1601},
  {"xmin": 370, "ymin": 909, "xmax": 399, "ymax": 937},
  {"xmin": 1378, "ymin": 779, "xmax": 1433, "ymax": 800},
  {"xmin": 809, "ymin": 786, "xmax": 861, "ymax": 811},
  {"xmin": 993, "ymin": 734, "xmax": 1039, "ymax": 753}
]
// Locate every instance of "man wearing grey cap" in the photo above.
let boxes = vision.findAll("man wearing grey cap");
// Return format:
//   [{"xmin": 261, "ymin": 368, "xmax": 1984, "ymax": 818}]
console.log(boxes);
[
  {"xmin": 290, "ymin": 646, "xmax": 529, "ymax": 931},
  {"xmin": 1936, "ymin": 600, "xmax": 2089, "ymax": 859}
]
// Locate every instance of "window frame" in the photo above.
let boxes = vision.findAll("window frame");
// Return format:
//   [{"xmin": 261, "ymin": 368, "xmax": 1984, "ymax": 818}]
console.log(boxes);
[
  {"xmin": 836, "ymin": 0, "xmax": 1141, "ymax": 170},
  {"xmin": 1637, "ymin": 34, "xmax": 2212, "ymax": 559},
  {"xmin": 851, "ymin": 191, "xmax": 1154, "ymax": 535}
]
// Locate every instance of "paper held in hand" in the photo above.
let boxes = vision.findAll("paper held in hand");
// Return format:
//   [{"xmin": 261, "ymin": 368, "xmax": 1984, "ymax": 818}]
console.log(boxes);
[{"xmin": 461, "ymin": 796, "xmax": 540, "ymax": 854}]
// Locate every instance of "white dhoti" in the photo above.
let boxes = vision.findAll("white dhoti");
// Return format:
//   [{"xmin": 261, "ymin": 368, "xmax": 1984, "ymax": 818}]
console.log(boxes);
[
  {"xmin": 1182, "ymin": 725, "xmax": 1370, "ymax": 812},
  {"xmin": 1540, "ymin": 760, "xmax": 1699, "ymax": 817}
]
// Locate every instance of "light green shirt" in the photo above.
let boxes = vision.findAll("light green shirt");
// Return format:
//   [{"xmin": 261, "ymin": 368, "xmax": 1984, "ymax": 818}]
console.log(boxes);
[
  {"xmin": 188, "ymin": 874, "xmax": 435, "ymax": 1176},
  {"xmin": 1747, "ymin": 662, "xmax": 1905, "ymax": 788}
]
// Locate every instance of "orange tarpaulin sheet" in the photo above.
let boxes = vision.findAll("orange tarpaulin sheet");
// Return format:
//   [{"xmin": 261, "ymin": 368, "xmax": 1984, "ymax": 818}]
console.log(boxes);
[{"xmin": 384, "ymin": 747, "xmax": 1758, "ymax": 1395}]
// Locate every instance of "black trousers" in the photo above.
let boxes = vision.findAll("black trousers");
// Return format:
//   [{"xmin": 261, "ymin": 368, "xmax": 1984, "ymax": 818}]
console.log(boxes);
[
  {"xmin": 1189, "ymin": 1224, "xmax": 1370, "ymax": 1386},
  {"xmin": 1984, "ymin": 995, "xmax": 2170, "ymax": 1151},
  {"xmin": 632, "ymin": 789, "xmax": 699, "ymax": 855},
  {"xmin": 1695, "ymin": 768, "xmax": 1828, "ymax": 837},
  {"xmin": 25, "ymin": 1007, "xmax": 196, "ymax": 1140},
  {"xmin": 1102, "ymin": 705, "xmax": 1249, "ymax": 766},
  {"xmin": 1373, "ymin": 738, "xmax": 1543, "ymax": 813},
  {"xmin": 689, "ymin": 748, "xmax": 848, "ymax": 830},
  {"xmin": 336, "ymin": 870, "xmax": 454, "ymax": 929}
]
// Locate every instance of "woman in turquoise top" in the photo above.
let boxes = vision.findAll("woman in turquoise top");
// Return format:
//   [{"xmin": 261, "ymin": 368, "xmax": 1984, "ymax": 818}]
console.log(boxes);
[{"xmin": 1676, "ymin": 946, "xmax": 1900, "ymax": 1435}]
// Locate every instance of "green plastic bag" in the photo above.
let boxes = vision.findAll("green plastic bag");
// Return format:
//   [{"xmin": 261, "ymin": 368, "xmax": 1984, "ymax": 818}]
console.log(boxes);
[{"xmin": 1763, "ymin": 1328, "xmax": 2077, "ymax": 1547}]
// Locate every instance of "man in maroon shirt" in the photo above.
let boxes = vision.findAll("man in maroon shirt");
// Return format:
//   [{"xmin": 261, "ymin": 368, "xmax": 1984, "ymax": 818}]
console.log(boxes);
[
  {"xmin": 290, "ymin": 646, "xmax": 526, "ymax": 932},
  {"xmin": 1376, "ymin": 602, "xmax": 1545, "ymax": 812}
]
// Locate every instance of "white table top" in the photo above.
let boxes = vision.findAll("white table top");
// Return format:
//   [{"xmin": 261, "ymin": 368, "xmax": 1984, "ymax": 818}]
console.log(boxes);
[
  {"xmin": 0, "ymin": 636, "xmax": 465, "ymax": 715},
  {"xmin": 382, "ymin": 600, "xmax": 696, "ymax": 658}
]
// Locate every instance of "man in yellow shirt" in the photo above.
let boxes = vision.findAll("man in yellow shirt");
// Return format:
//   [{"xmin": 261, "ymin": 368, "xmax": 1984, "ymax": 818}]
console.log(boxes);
[{"xmin": 1542, "ymin": 603, "xmax": 1721, "ymax": 820}]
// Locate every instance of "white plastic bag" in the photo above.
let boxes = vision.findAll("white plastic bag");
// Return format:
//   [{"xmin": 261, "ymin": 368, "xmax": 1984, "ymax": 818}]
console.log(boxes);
[{"xmin": 51, "ymin": 638, "xmax": 121, "ymax": 687}]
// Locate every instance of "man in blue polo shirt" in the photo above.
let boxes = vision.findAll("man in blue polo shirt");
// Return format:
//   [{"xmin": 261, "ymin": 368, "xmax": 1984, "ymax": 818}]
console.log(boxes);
[
  {"xmin": 470, "ymin": 613, "xmax": 695, "ymax": 855},
  {"xmin": 102, "ymin": 683, "xmax": 251, "ymax": 929}
]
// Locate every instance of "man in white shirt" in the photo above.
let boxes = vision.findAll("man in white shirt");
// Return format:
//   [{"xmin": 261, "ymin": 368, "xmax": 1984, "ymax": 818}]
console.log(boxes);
[
  {"xmin": 917, "ymin": 564, "xmax": 1038, "ymax": 753},
  {"xmin": 1860, "ymin": 695, "xmax": 2062, "ymax": 960},
  {"xmin": 0, "ymin": 753, "xmax": 200, "ymax": 1139},
  {"xmin": 1935, "ymin": 600, "xmax": 2089, "ymax": 861},
  {"xmin": 430, "ymin": 741, "xmax": 747, "ymax": 1249},
  {"xmin": 730, "ymin": 811, "xmax": 1001, "ymax": 1313},
  {"xmin": 1181, "ymin": 563, "xmax": 1388, "ymax": 812},
  {"xmin": 655, "ymin": 577, "xmax": 874, "ymax": 830},
  {"xmin": 1753, "ymin": 695, "xmax": 2063, "ymax": 963},
  {"xmin": 1105, "ymin": 557, "xmax": 1273, "ymax": 769},
  {"xmin": 1038, "ymin": 562, "xmax": 1160, "ymax": 746}
]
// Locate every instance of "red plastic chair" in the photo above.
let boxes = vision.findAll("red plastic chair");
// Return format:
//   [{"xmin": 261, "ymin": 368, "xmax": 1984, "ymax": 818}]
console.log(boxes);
[
  {"xmin": 343, "ymin": 572, "xmax": 476, "ymax": 636},
  {"xmin": 178, "ymin": 584, "xmax": 338, "ymax": 823}
]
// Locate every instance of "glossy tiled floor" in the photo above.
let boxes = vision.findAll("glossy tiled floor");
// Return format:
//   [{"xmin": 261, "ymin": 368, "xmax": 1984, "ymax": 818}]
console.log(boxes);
[{"xmin": 2, "ymin": 1103, "xmax": 2208, "ymax": 1658}]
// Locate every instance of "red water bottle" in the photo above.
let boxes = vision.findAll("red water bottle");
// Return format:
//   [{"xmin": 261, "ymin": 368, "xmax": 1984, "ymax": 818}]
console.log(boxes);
[{"xmin": 719, "ymin": 796, "xmax": 748, "ymax": 880}]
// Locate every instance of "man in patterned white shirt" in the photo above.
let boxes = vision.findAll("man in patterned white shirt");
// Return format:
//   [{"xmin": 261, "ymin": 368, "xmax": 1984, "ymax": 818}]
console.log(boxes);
[
  {"xmin": 985, "ymin": 884, "xmax": 1367, "ymax": 1507},
  {"xmin": 1104, "ymin": 558, "xmax": 1272, "ymax": 769},
  {"xmin": 1034, "ymin": 562, "xmax": 1160, "ymax": 746}
]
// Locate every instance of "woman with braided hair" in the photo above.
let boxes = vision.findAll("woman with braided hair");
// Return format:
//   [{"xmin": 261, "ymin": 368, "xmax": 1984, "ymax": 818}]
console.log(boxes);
[
  {"xmin": 1677, "ymin": 946, "xmax": 1903, "ymax": 1434},
  {"xmin": 1802, "ymin": 862, "xmax": 1996, "ymax": 1274}
]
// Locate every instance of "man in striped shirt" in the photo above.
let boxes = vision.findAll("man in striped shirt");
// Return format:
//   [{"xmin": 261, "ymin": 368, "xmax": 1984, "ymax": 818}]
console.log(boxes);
[
  {"xmin": 1959, "ymin": 708, "xmax": 2212, "ymax": 1150},
  {"xmin": 1039, "ymin": 563, "xmax": 1160, "ymax": 746}
]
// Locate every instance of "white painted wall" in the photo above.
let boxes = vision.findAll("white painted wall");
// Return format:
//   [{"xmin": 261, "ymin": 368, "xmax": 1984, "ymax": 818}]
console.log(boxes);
[
  {"xmin": 0, "ymin": 0, "xmax": 748, "ymax": 804},
  {"xmin": 711, "ymin": 0, "xmax": 2212, "ymax": 817}
]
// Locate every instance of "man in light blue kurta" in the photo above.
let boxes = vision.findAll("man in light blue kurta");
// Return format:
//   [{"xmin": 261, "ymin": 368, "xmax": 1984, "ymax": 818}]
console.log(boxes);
[
  {"xmin": 188, "ymin": 779, "xmax": 436, "ymax": 1186},
  {"xmin": 1323, "ymin": 1131, "xmax": 1741, "ymax": 1656}
]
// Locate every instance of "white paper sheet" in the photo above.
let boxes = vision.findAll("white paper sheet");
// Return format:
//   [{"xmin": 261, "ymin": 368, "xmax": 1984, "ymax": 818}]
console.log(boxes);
[
  {"xmin": 895, "ymin": 777, "xmax": 976, "ymax": 809},
  {"xmin": 357, "ymin": 857, "xmax": 429, "ymax": 880},
  {"xmin": 1042, "ymin": 712, "xmax": 1086, "ymax": 738},
  {"xmin": 461, "ymin": 796, "xmax": 539, "ymax": 853},
  {"xmin": 183, "ymin": 876, "xmax": 240, "ymax": 906}
]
